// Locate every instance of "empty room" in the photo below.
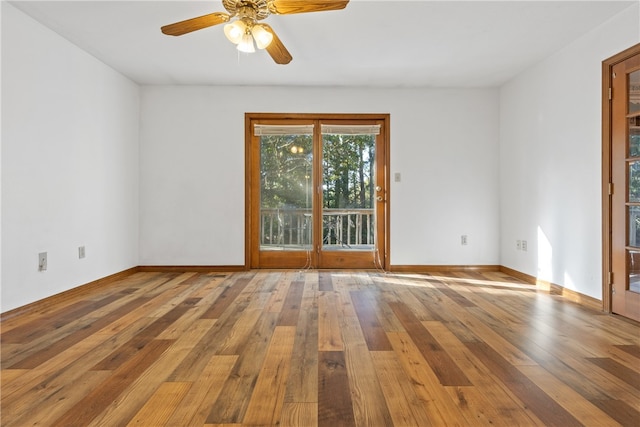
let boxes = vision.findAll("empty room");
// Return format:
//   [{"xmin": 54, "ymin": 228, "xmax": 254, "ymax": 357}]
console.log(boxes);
[{"xmin": 2, "ymin": 0, "xmax": 639, "ymax": 425}]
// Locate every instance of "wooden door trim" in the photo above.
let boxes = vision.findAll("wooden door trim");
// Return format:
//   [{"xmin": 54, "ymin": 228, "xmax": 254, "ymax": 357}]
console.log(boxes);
[
  {"xmin": 245, "ymin": 112, "xmax": 391, "ymax": 269},
  {"xmin": 602, "ymin": 43, "xmax": 640, "ymax": 313}
]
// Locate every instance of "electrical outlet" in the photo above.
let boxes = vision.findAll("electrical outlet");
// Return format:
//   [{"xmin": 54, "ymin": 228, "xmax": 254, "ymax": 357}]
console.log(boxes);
[
  {"xmin": 516, "ymin": 240, "xmax": 522, "ymax": 250},
  {"xmin": 38, "ymin": 252, "xmax": 47, "ymax": 271},
  {"xmin": 78, "ymin": 246, "xmax": 86, "ymax": 259},
  {"xmin": 394, "ymin": 172, "xmax": 402, "ymax": 183},
  {"xmin": 461, "ymin": 235, "xmax": 468, "ymax": 245},
  {"xmin": 522, "ymin": 240, "xmax": 528, "ymax": 251}
]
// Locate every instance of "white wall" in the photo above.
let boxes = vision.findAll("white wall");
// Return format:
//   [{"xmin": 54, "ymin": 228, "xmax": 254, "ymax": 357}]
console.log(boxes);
[
  {"xmin": 499, "ymin": 3, "xmax": 639, "ymax": 299},
  {"xmin": 1, "ymin": 3, "xmax": 140, "ymax": 312},
  {"xmin": 139, "ymin": 86, "xmax": 500, "ymax": 267}
]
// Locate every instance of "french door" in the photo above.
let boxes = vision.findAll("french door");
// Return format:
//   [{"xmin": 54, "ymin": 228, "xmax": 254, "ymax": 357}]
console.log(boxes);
[
  {"xmin": 607, "ymin": 44, "xmax": 640, "ymax": 321},
  {"xmin": 246, "ymin": 113, "xmax": 389, "ymax": 269}
]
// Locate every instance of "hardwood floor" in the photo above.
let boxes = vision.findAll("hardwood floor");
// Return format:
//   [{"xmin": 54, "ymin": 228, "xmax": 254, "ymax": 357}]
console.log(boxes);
[{"xmin": 1, "ymin": 270, "xmax": 639, "ymax": 426}]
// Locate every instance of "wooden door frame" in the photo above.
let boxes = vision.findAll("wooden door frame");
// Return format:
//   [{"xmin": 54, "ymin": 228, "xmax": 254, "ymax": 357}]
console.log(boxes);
[
  {"xmin": 602, "ymin": 43, "xmax": 640, "ymax": 313},
  {"xmin": 245, "ymin": 112, "xmax": 391, "ymax": 269}
]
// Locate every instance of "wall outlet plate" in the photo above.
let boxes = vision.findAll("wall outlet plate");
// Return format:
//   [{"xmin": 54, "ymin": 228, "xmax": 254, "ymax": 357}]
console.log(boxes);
[
  {"xmin": 78, "ymin": 246, "xmax": 86, "ymax": 259},
  {"xmin": 38, "ymin": 252, "xmax": 47, "ymax": 271}
]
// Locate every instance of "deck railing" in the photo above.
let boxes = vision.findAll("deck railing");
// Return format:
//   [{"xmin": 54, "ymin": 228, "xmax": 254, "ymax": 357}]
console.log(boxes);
[{"xmin": 261, "ymin": 208, "xmax": 375, "ymax": 248}]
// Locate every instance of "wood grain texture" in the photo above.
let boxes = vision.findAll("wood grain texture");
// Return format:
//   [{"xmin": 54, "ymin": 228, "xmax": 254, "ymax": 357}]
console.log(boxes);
[
  {"xmin": 126, "ymin": 381, "xmax": 192, "ymax": 426},
  {"xmin": 2, "ymin": 270, "xmax": 638, "ymax": 426}
]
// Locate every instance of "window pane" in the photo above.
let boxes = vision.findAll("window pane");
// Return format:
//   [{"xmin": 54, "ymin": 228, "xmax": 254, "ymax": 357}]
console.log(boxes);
[
  {"xmin": 629, "ymin": 117, "xmax": 640, "ymax": 157},
  {"xmin": 322, "ymin": 133, "xmax": 376, "ymax": 251},
  {"xmin": 260, "ymin": 133, "xmax": 313, "ymax": 250},
  {"xmin": 629, "ymin": 161, "xmax": 640, "ymax": 202},
  {"xmin": 629, "ymin": 69, "xmax": 640, "ymax": 115},
  {"xmin": 628, "ymin": 249, "xmax": 640, "ymax": 293},
  {"xmin": 629, "ymin": 206, "xmax": 640, "ymax": 247}
]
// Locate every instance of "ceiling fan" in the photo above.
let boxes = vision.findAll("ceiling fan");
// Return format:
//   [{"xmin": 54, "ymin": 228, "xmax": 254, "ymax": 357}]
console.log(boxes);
[{"xmin": 161, "ymin": 0, "xmax": 350, "ymax": 65}]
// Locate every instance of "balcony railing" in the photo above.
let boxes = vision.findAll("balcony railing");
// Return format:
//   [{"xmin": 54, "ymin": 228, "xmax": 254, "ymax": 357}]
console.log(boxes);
[{"xmin": 261, "ymin": 208, "xmax": 375, "ymax": 250}]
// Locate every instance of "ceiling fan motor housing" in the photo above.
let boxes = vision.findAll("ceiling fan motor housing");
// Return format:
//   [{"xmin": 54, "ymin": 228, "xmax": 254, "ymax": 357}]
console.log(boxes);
[{"xmin": 223, "ymin": 0, "xmax": 271, "ymax": 21}]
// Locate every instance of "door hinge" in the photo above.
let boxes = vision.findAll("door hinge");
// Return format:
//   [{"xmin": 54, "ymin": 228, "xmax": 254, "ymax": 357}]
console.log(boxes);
[
  {"xmin": 609, "ymin": 271, "xmax": 614, "ymax": 286},
  {"xmin": 609, "ymin": 87, "xmax": 612, "ymax": 100},
  {"xmin": 609, "ymin": 182, "xmax": 614, "ymax": 196}
]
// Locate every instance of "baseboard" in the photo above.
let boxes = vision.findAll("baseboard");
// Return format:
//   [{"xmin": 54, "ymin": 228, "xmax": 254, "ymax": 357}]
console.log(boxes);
[
  {"xmin": 137, "ymin": 265, "xmax": 246, "ymax": 273},
  {"xmin": 0, "ymin": 267, "xmax": 140, "ymax": 319},
  {"xmin": 499, "ymin": 266, "xmax": 603, "ymax": 311},
  {"xmin": 388, "ymin": 265, "xmax": 500, "ymax": 273}
]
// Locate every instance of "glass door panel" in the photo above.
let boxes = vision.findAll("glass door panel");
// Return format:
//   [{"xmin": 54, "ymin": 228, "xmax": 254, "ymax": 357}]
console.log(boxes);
[
  {"xmin": 627, "ymin": 69, "xmax": 640, "ymax": 294},
  {"xmin": 321, "ymin": 131, "xmax": 376, "ymax": 252},
  {"xmin": 259, "ymin": 132, "xmax": 313, "ymax": 251}
]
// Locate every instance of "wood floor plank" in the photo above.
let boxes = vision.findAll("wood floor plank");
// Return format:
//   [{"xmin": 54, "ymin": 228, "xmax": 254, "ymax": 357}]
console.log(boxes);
[
  {"xmin": 613, "ymin": 344, "xmax": 640, "ymax": 359},
  {"xmin": 318, "ymin": 291, "xmax": 344, "ymax": 351},
  {"xmin": 278, "ymin": 280, "xmax": 305, "ymax": 326},
  {"xmin": 371, "ymin": 351, "xmax": 434, "ymax": 426},
  {"xmin": 350, "ymin": 290, "xmax": 393, "ymax": 351},
  {"xmin": 166, "ymin": 355, "xmax": 238, "ymax": 426},
  {"xmin": 0, "ymin": 368, "xmax": 26, "ymax": 386},
  {"xmin": 318, "ymin": 351, "xmax": 356, "ymax": 427},
  {"xmin": 1, "ymin": 314, "xmax": 102, "ymax": 369},
  {"xmin": 388, "ymin": 301, "xmax": 472, "ymax": 386},
  {"xmin": 205, "ymin": 312, "xmax": 279, "ymax": 424},
  {"xmin": 89, "ymin": 319, "xmax": 215, "ymax": 426},
  {"xmin": 264, "ymin": 272, "xmax": 292, "ymax": 313},
  {"xmin": 424, "ymin": 320, "xmax": 538, "ymax": 426},
  {"xmin": 242, "ymin": 326, "xmax": 296, "ymax": 425},
  {"xmin": 318, "ymin": 271, "xmax": 333, "ymax": 291},
  {"xmin": 0, "ymin": 316, "xmax": 157, "ymax": 407},
  {"xmin": 342, "ymin": 318, "xmax": 394, "ymax": 427},
  {"xmin": 465, "ymin": 341, "xmax": 582, "ymax": 427},
  {"xmin": 51, "ymin": 339, "xmax": 174, "ymax": 427},
  {"xmin": 1, "ymin": 270, "xmax": 638, "ymax": 427},
  {"xmin": 439, "ymin": 298, "xmax": 538, "ymax": 366},
  {"xmin": 284, "ymin": 276, "xmax": 319, "ymax": 403},
  {"xmin": 92, "ymin": 297, "xmax": 201, "ymax": 370},
  {"xmin": 517, "ymin": 365, "xmax": 622, "ymax": 427},
  {"xmin": 126, "ymin": 381, "xmax": 191, "ymax": 426},
  {"xmin": 168, "ymin": 283, "xmax": 256, "ymax": 382},
  {"xmin": 281, "ymin": 402, "xmax": 318, "ymax": 427},
  {"xmin": 3, "ymin": 370, "xmax": 112, "ymax": 427},
  {"xmin": 589, "ymin": 398, "xmax": 640, "ymax": 426},
  {"xmin": 0, "ymin": 293, "xmax": 125, "ymax": 344},
  {"xmin": 200, "ymin": 275, "xmax": 254, "ymax": 319},
  {"xmin": 386, "ymin": 331, "xmax": 464, "ymax": 425},
  {"xmin": 8, "ymin": 296, "xmax": 154, "ymax": 370},
  {"xmin": 587, "ymin": 357, "xmax": 640, "ymax": 390},
  {"xmin": 4, "ymin": 275, "xmax": 193, "ymax": 371}
]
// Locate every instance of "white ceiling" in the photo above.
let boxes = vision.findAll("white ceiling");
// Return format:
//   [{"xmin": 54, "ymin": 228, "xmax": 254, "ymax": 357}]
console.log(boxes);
[{"xmin": 8, "ymin": 0, "xmax": 637, "ymax": 87}]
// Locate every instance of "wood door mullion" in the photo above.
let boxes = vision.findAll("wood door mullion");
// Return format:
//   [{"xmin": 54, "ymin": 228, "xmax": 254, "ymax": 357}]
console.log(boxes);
[{"xmin": 313, "ymin": 119, "xmax": 322, "ymax": 268}]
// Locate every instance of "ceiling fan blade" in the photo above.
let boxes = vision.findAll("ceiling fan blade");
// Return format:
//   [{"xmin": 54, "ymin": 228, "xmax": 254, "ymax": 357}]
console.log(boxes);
[
  {"xmin": 161, "ymin": 12, "xmax": 230, "ymax": 36},
  {"xmin": 261, "ymin": 24, "xmax": 292, "ymax": 65},
  {"xmin": 268, "ymin": 0, "xmax": 349, "ymax": 15}
]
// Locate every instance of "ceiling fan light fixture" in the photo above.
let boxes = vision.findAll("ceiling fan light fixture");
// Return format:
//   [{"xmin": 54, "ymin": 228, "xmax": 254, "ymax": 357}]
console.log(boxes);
[
  {"xmin": 237, "ymin": 32, "xmax": 256, "ymax": 53},
  {"xmin": 223, "ymin": 20, "xmax": 246, "ymax": 44},
  {"xmin": 251, "ymin": 24, "xmax": 273, "ymax": 49}
]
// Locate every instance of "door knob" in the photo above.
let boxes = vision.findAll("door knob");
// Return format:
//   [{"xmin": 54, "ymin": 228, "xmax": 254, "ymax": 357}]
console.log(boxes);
[
  {"xmin": 376, "ymin": 196, "xmax": 383, "ymax": 201},
  {"xmin": 375, "ymin": 186, "xmax": 382, "ymax": 192}
]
